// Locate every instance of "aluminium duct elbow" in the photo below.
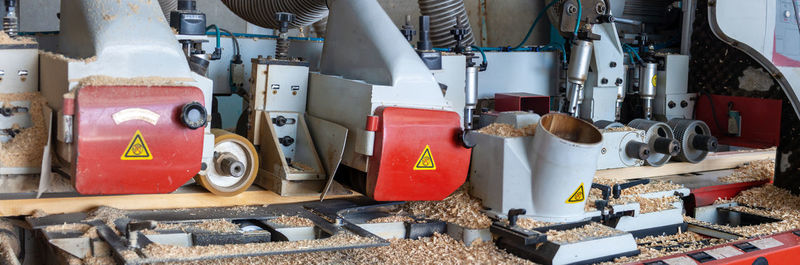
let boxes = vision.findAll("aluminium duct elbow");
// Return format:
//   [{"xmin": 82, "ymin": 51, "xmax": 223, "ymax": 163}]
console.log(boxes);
[
  {"xmin": 418, "ymin": 0, "xmax": 475, "ymax": 48},
  {"xmin": 220, "ymin": 0, "xmax": 329, "ymax": 29}
]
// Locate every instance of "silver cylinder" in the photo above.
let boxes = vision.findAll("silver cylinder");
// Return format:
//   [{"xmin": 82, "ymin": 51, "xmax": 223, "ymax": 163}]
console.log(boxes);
[
  {"xmin": 464, "ymin": 65, "xmax": 479, "ymax": 129},
  {"xmin": 628, "ymin": 119, "xmax": 678, "ymax": 167},
  {"xmin": 639, "ymin": 63, "xmax": 657, "ymax": 120},
  {"xmin": 565, "ymin": 40, "xmax": 593, "ymax": 117},
  {"xmin": 528, "ymin": 114, "xmax": 603, "ymax": 222},
  {"xmin": 3, "ymin": 2, "xmax": 18, "ymax": 37},
  {"xmin": 615, "ymin": 85, "xmax": 625, "ymax": 121}
]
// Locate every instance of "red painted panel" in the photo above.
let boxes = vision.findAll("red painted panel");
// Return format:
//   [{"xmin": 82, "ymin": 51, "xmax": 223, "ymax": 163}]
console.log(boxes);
[
  {"xmin": 367, "ymin": 107, "xmax": 471, "ymax": 201},
  {"xmin": 633, "ymin": 231, "xmax": 800, "ymax": 265},
  {"xmin": 694, "ymin": 94, "xmax": 781, "ymax": 149},
  {"xmin": 74, "ymin": 86, "xmax": 205, "ymax": 195},
  {"xmin": 495, "ymin": 93, "xmax": 551, "ymax": 115}
]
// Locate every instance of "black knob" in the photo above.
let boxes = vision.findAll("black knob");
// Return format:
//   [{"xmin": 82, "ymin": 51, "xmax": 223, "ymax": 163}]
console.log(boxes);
[
  {"xmin": 680, "ymin": 100, "xmax": 689, "ymax": 108},
  {"xmin": 653, "ymin": 137, "xmax": 681, "ymax": 156},
  {"xmin": 668, "ymin": 101, "xmax": 676, "ymax": 109},
  {"xmin": 279, "ymin": 136, "xmax": 295, "ymax": 146},
  {"xmin": 691, "ymin": 134, "xmax": 718, "ymax": 152},
  {"xmin": 180, "ymin": 102, "xmax": 207, "ymax": 130},
  {"xmin": 275, "ymin": 12, "xmax": 295, "ymax": 33},
  {"xmin": 273, "ymin": 116, "xmax": 288, "ymax": 127},
  {"xmin": 625, "ymin": 141, "xmax": 651, "ymax": 160}
]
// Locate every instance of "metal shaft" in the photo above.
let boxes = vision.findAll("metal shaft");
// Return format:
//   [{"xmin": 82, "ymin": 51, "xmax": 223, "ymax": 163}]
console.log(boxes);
[
  {"xmin": 653, "ymin": 137, "xmax": 680, "ymax": 156},
  {"xmin": 3, "ymin": 0, "xmax": 18, "ymax": 37},
  {"xmin": 464, "ymin": 64, "xmax": 478, "ymax": 130},
  {"xmin": 417, "ymin": 16, "xmax": 433, "ymax": 51},
  {"xmin": 639, "ymin": 62, "xmax": 657, "ymax": 120},
  {"xmin": 566, "ymin": 40, "xmax": 593, "ymax": 117}
]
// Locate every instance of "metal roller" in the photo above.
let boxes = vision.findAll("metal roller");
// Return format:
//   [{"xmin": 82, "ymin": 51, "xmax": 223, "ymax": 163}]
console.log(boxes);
[
  {"xmin": 594, "ymin": 120, "xmax": 624, "ymax": 129},
  {"xmin": 195, "ymin": 129, "xmax": 259, "ymax": 196},
  {"xmin": 668, "ymin": 119, "xmax": 718, "ymax": 163},
  {"xmin": 220, "ymin": 0, "xmax": 328, "ymax": 29},
  {"xmin": 628, "ymin": 119, "xmax": 681, "ymax": 167}
]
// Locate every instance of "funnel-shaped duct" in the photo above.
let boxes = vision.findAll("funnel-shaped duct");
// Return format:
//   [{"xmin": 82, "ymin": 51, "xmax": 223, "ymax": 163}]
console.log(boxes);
[{"xmin": 221, "ymin": 0, "xmax": 328, "ymax": 29}]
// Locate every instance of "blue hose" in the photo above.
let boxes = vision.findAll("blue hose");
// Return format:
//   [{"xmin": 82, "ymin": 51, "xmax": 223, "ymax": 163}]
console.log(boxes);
[
  {"xmin": 471, "ymin": 45, "xmax": 488, "ymax": 64},
  {"xmin": 512, "ymin": 0, "xmax": 560, "ymax": 51},
  {"xmin": 574, "ymin": 0, "xmax": 582, "ymax": 35},
  {"xmin": 205, "ymin": 25, "xmax": 221, "ymax": 49}
]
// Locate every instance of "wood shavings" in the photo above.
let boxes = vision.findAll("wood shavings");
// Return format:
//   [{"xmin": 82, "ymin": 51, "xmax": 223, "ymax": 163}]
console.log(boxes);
[
  {"xmin": 288, "ymin": 162, "xmax": 314, "ymax": 173},
  {"xmin": 402, "ymin": 185, "xmax": 492, "ymax": 229},
  {"xmin": 718, "ymin": 159, "xmax": 774, "ymax": 183},
  {"xmin": 44, "ymin": 223, "xmax": 91, "ymax": 233},
  {"xmin": 76, "ymin": 75, "xmax": 180, "ymax": 88},
  {"xmin": 592, "ymin": 178, "xmax": 682, "ymax": 196},
  {"xmin": 544, "ymin": 223, "xmax": 622, "ymax": 244},
  {"xmin": 269, "ymin": 215, "xmax": 314, "ymax": 227},
  {"xmin": 634, "ymin": 196, "xmax": 679, "ymax": 214},
  {"xmin": 514, "ymin": 218, "xmax": 558, "ymax": 230},
  {"xmin": 586, "ymin": 179, "xmax": 681, "ymax": 213},
  {"xmin": 84, "ymin": 207, "xmax": 126, "ymax": 234},
  {"xmin": 155, "ymin": 233, "xmax": 534, "ymax": 265},
  {"xmin": 600, "ymin": 232, "xmax": 731, "ymax": 264},
  {"xmin": 602, "ymin": 126, "xmax": 637, "ymax": 132},
  {"xmin": 142, "ymin": 232, "xmax": 375, "ymax": 259},
  {"xmin": 0, "ymin": 32, "xmax": 36, "ymax": 45},
  {"xmin": 366, "ymin": 216, "xmax": 415, "ymax": 224},
  {"xmin": 191, "ymin": 219, "xmax": 239, "ymax": 233},
  {"xmin": 0, "ymin": 93, "xmax": 47, "ymax": 167},
  {"xmin": 39, "ymin": 51, "xmax": 97, "ymax": 63},
  {"xmin": 477, "ymin": 123, "xmax": 528, "ymax": 137}
]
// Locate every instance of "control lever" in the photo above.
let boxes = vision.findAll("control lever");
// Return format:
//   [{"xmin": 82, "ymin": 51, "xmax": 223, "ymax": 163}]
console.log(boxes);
[{"xmin": 507, "ymin": 209, "xmax": 526, "ymax": 227}]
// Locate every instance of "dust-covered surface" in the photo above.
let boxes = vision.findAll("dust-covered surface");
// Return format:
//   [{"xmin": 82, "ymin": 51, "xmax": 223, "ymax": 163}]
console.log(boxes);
[
  {"xmin": 402, "ymin": 185, "xmax": 493, "ymax": 229},
  {"xmin": 476, "ymin": 123, "xmax": 536, "ymax": 137},
  {"xmin": 0, "ymin": 173, "xmax": 74, "ymax": 193},
  {"xmin": 544, "ymin": 223, "xmax": 623, "ymax": 244},
  {"xmin": 586, "ymin": 179, "xmax": 683, "ymax": 213},
  {"xmin": 76, "ymin": 75, "xmax": 181, "ymax": 88},
  {"xmin": 39, "ymin": 50, "xmax": 96, "ymax": 63},
  {"xmin": 685, "ymin": 184, "xmax": 800, "ymax": 238},
  {"xmin": 269, "ymin": 215, "xmax": 314, "ymax": 227},
  {"xmin": 718, "ymin": 159, "xmax": 774, "ymax": 183},
  {"xmin": 514, "ymin": 218, "xmax": 559, "ymax": 230},
  {"xmin": 0, "ymin": 32, "xmax": 36, "ymax": 45},
  {"xmin": 599, "ymin": 232, "xmax": 731, "ymax": 264},
  {"xmin": 152, "ymin": 233, "xmax": 535, "ymax": 265},
  {"xmin": 0, "ymin": 93, "xmax": 47, "ymax": 168},
  {"xmin": 366, "ymin": 215, "xmax": 415, "ymax": 224},
  {"xmin": 602, "ymin": 126, "xmax": 638, "ymax": 132}
]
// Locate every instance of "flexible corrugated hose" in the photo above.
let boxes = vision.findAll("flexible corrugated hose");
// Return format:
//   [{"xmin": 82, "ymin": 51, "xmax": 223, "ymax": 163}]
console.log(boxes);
[
  {"xmin": 220, "ymin": 0, "xmax": 329, "ymax": 29},
  {"xmin": 157, "ymin": 0, "xmax": 178, "ymax": 23},
  {"xmin": 418, "ymin": 0, "xmax": 475, "ymax": 48}
]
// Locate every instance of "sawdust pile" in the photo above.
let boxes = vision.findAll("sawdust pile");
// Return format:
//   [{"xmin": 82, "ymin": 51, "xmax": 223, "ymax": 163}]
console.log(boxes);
[
  {"xmin": 84, "ymin": 207, "xmax": 126, "ymax": 234},
  {"xmin": 0, "ymin": 93, "xmax": 47, "ymax": 167},
  {"xmin": 269, "ymin": 215, "xmax": 314, "ymax": 227},
  {"xmin": 544, "ymin": 223, "xmax": 622, "ymax": 244},
  {"xmin": 43, "ymin": 223, "xmax": 91, "ymax": 233},
  {"xmin": 366, "ymin": 215, "xmax": 415, "ymax": 224},
  {"xmin": 631, "ymin": 196, "xmax": 679, "ymax": 214},
  {"xmin": 0, "ymin": 219, "xmax": 20, "ymax": 265},
  {"xmin": 156, "ymin": 233, "xmax": 534, "ymax": 265},
  {"xmin": 0, "ymin": 32, "xmax": 35, "ymax": 45},
  {"xmin": 592, "ymin": 178, "xmax": 682, "ymax": 196},
  {"xmin": 192, "ymin": 219, "xmax": 239, "ymax": 233},
  {"xmin": 402, "ymin": 185, "xmax": 492, "ymax": 229},
  {"xmin": 586, "ymin": 179, "xmax": 682, "ymax": 213},
  {"xmin": 76, "ymin": 75, "xmax": 181, "ymax": 88},
  {"xmin": 287, "ymin": 162, "xmax": 314, "ymax": 173},
  {"xmin": 476, "ymin": 123, "xmax": 536, "ymax": 137},
  {"xmin": 39, "ymin": 50, "xmax": 97, "ymax": 63},
  {"xmin": 142, "ymin": 232, "xmax": 376, "ymax": 259},
  {"xmin": 514, "ymin": 218, "xmax": 558, "ymax": 230},
  {"xmin": 718, "ymin": 159, "xmax": 774, "ymax": 183}
]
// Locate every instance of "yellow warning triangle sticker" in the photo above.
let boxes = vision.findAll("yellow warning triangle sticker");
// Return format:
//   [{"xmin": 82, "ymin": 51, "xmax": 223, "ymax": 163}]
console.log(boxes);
[
  {"xmin": 565, "ymin": 183, "xmax": 585, "ymax": 204},
  {"xmin": 121, "ymin": 130, "xmax": 153, "ymax": 160},
  {"xmin": 413, "ymin": 145, "xmax": 436, "ymax": 170}
]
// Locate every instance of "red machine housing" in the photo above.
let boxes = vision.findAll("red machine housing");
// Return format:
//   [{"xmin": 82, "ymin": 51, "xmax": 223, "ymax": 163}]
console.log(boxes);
[
  {"xmin": 367, "ymin": 107, "xmax": 471, "ymax": 201},
  {"xmin": 73, "ymin": 86, "xmax": 205, "ymax": 195},
  {"xmin": 634, "ymin": 230, "xmax": 800, "ymax": 265},
  {"xmin": 695, "ymin": 94, "xmax": 781, "ymax": 149}
]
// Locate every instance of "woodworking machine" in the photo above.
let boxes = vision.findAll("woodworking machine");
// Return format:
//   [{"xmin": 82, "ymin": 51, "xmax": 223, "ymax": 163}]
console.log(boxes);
[{"xmin": 38, "ymin": 0, "xmax": 258, "ymax": 196}]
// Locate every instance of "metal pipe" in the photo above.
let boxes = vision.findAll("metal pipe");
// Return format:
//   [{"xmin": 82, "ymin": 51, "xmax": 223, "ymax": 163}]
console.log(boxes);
[
  {"xmin": 566, "ymin": 40, "xmax": 593, "ymax": 117},
  {"xmin": 614, "ymin": 17, "xmax": 643, "ymax": 26},
  {"xmin": 639, "ymin": 62, "xmax": 657, "ymax": 120},
  {"xmin": 680, "ymin": 0, "xmax": 695, "ymax": 55}
]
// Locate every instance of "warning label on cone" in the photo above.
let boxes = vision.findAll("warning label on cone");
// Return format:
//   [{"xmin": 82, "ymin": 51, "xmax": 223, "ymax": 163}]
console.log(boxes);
[
  {"xmin": 121, "ymin": 130, "xmax": 153, "ymax": 160},
  {"xmin": 413, "ymin": 145, "xmax": 436, "ymax": 170},
  {"xmin": 565, "ymin": 183, "xmax": 585, "ymax": 203}
]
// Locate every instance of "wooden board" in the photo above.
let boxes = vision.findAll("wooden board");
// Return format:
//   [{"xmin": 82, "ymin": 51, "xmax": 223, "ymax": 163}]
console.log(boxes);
[
  {"xmin": 595, "ymin": 149, "xmax": 776, "ymax": 180},
  {"xmin": 0, "ymin": 187, "xmax": 359, "ymax": 217}
]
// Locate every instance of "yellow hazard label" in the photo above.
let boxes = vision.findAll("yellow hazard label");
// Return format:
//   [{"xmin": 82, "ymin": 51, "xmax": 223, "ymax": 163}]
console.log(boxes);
[
  {"xmin": 413, "ymin": 145, "xmax": 436, "ymax": 170},
  {"xmin": 565, "ymin": 183, "xmax": 585, "ymax": 204},
  {"xmin": 121, "ymin": 130, "xmax": 153, "ymax": 160},
  {"xmin": 651, "ymin": 75, "xmax": 658, "ymax": 87}
]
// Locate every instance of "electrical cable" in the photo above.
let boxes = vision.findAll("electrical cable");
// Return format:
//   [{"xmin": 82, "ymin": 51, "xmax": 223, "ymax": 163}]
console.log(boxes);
[
  {"xmin": 218, "ymin": 28, "xmax": 240, "ymax": 57},
  {"xmin": 511, "ymin": 0, "xmax": 559, "ymax": 51}
]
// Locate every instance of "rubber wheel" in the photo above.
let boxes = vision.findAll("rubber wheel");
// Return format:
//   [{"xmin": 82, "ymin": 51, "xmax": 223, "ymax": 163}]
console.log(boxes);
[{"xmin": 195, "ymin": 129, "xmax": 259, "ymax": 196}]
